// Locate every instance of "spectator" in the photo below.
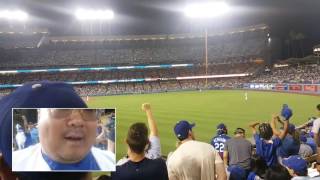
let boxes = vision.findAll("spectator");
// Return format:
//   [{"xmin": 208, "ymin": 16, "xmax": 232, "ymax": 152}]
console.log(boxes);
[
  {"xmin": 117, "ymin": 103, "xmax": 161, "ymax": 165},
  {"xmin": 228, "ymin": 165, "xmax": 247, "ymax": 180},
  {"xmin": 275, "ymin": 122, "xmax": 300, "ymax": 162},
  {"xmin": 311, "ymin": 104, "xmax": 320, "ymax": 161},
  {"xmin": 282, "ymin": 155, "xmax": 309, "ymax": 180},
  {"xmin": 249, "ymin": 115, "xmax": 289, "ymax": 167},
  {"xmin": 299, "ymin": 132, "xmax": 313, "ymax": 158},
  {"xmin": 247, "ymin": 154, "xmax": 268, "ymax": 180},
  {"xmin": 15, "ymin": 123, "xmax": 26, "ymax": 150},
  {"xmin": 112, "ymin": 123, "xmax": 168, "ymax": 180},
  {"xmin": 141, "ymin": 103, "xmax": 162, "ymax": 159},
  {"xmin": 13, "ymin": 108, "xmax": 115, "ymax": 171},
  {"xmin": 96, "ymin": 119, "xmax": 107, "ymax": 150},
  {"xmin": 167, "ymin": 120, "xmax": 227, "ymax": 180},
  {"xmin": 211, "ymin": 123, "xmax": 231, "ymax": 159},
  {"xmin": 106, "ymin": 112, "xmax": 115, "ymax": 153},
  {"xmin": 223, "ymin": 128, "xmax": 252, "ymax": 173},
  {"xmin": 264, "ymin": 165, "xmax": 291, "ymax": 180},
  {"xmin": 296, "ymin": 117, "xmax": 317, "ymax": 154},
  {"xmin": 0, "ymin": 81, "xmax": 95, "ymax": 179}
]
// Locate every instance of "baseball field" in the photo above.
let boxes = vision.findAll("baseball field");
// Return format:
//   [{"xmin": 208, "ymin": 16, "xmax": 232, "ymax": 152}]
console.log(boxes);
[{"xmin": 87, "ymin": 90, "xmax": 320, "ymax": 160}]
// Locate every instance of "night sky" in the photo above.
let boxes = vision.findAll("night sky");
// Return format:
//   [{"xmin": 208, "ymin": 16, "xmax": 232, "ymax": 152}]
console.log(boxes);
[{"xmin": 0, "ymin": 0, "xmax": 319, "ymax": 58}]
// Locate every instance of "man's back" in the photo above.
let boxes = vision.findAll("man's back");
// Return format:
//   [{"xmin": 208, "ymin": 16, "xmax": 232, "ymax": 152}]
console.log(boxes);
[
  {"xmin": 277, "ymin": 135, "xmax": 300, "ymax": 158},
  {"xmin": 211, "ymin": 134, "xmax": 230, "ymax": 159},
  {"xmin": 113, "ymin": 158, "xmax": 168, "ymax": 180},
  {"xmin": 167, "ymin": 140, "xmax": 222, "ymax": 180},
  {"xmin": 225, "ymin": 137, "xmax": 252, "ymax": 170}
]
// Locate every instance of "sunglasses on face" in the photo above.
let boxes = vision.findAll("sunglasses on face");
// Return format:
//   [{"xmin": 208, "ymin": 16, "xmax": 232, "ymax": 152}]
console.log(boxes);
[{"xmin": 48, "ymin": 109, "xmax": 100, "ymax": 121}]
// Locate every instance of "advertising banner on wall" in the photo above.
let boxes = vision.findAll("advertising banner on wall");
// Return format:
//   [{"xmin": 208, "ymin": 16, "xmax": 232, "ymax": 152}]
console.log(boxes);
[
  {"xmin": 304, "ymin": 85, "xmax": 317, "ymax": 92},
  {"xmin": 289, "ymin": 84, "xmax": 302, "ymax": 91},
  {"xmin": 275, "ymin": 84, "xmax": 288, "ymax": 91}
]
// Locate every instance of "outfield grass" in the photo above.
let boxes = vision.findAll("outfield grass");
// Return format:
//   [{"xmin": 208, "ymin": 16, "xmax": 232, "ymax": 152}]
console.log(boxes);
[{"xmin": 87, "ymin": 90, "xmax": 320, "ymax": 160}]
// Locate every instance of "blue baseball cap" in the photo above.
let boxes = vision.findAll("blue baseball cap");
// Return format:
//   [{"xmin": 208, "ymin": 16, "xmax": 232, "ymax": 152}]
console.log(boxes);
[
  {"xmin": 227, "ymin": 165, "xmax": 246, "ymax": 180},
  {"xmin": 217, "ymin": 123, "xmax": 227, "ymax": 130},
  {"xmin": 282, "ymin": 155, "xmax": 307, "ymax": 175},
  {"xmin": 281, "ymin": 106, "xmax": 293, "ymax": 120},
  {"xmin": 174, "ymin": 120, "xmax": 195, "ymax": 141},
  {"xmin": 217, "ymin": 123, "xmax": 227, "ymax": 135},
  {"xmin": 0, "ymin": 81, "xmax": 87, "ymax": 167},
  {"xmin": 300, "ymin": 134, "xmax": 307, "ymax": 143}
]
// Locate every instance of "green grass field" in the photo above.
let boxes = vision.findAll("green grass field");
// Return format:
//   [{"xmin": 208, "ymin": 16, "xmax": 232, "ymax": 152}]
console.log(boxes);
[{"xmin": 87, "ymin": 90, "xmax": 320, "ymax": 160}]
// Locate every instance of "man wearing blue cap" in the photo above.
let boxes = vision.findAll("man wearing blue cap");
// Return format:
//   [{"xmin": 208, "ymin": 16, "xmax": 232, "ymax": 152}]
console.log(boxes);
[
  {"xmin": 211, "ymin": 123, "xmax": 231, "ymax": 159},
  {"xmin": 167, "ymin": 120, "xmax": 227, "ymax": 180},
  {"xmin": 282, "ymin": 155, "xmax": 308, "ymax": 179},
  {"xmin": 298, "ymin": 133, "xmax": 313, "ymax": 158},
  {"xmin": 0, "ymin": 81, "xmax": 115, "ymax": 174}
]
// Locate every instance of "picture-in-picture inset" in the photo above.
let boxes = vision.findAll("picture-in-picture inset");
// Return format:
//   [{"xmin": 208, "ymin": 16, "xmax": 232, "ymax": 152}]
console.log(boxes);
[{"xmin": 12, "ymin": 108, "xmax": 116, "ymax": 172}]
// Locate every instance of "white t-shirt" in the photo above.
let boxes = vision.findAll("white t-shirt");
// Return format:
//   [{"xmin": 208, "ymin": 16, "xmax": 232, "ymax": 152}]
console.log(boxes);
[
  {"xmin": 167, "ymin": 140, "xmax": 223, "ymax": 180},
  {"xmin": 117, "ymin": 135, "xmax": 161, "ymax": 165},
  {"xmin": 12, "ymin": 143, "xmax": 115, "ymax": 171},
  {"xmin": 312, "ymin": 118, "xmax": 320, "ymax": 134}
]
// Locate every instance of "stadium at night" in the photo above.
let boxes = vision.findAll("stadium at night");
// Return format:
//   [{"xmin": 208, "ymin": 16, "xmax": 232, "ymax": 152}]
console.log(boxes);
[{"xmin": 0, "ymin": 0, "xmax": 319, "ymax": 179}]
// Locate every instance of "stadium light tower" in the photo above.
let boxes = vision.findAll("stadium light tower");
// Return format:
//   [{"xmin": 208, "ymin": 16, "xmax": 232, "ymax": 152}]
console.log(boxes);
[
  {"xmin": 184, "ymin": 2, "xmax": 230, "ymax": 18},
  {"xmin": 75, "ymin": 8, "xmax": 114, "ymax": 21},
  {"xmin": 184, "ymin": 1, "xmax": 230, "ymax": 87}
]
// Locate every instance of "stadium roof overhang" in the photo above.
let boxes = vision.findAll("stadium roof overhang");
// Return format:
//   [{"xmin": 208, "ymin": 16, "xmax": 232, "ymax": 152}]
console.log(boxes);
[
  {"xmin": 282, "ymin": 55, "xmax": 319, "ymax": 64},
  {"xmin": 47, "ymin": 24, "xmax": 269, "ymax": 43}
]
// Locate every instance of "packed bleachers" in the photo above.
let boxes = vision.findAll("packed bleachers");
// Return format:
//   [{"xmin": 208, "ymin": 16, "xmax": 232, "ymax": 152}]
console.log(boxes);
[
  {"xmin": 1, "ymin": 62, "xmax": 320, "ymax": 97},
  {"xmin": 0, "ymin": 33, "xmax": 45, "ymax": 49},
  {"xmin": 0, "ymin": 62, "xmax": 259, "ymax": 84},
  {"xmin": 0, "ymin": 25, "xmax": 268, "ymax": 69},
  {"xmin": 252, "ymin": 64, "xmax": 320, "ymax": 84}
]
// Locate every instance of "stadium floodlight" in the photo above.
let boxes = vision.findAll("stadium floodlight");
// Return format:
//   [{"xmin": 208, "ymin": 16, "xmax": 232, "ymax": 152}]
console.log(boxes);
[
  {"xmin": 184, "ymin": 2, "xmax": 230, "ymax": 18},
  {"xmin": 75, "ymin": 8, "xmax": 114, "ymax": 21},
  {"xmin": 0, "ymin": 10, "xmax": 29, "ymax": 21}
]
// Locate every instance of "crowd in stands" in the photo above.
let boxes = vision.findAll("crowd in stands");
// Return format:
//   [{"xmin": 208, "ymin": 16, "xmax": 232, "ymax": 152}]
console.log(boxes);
[
  {"xmin": 0, "ymin": 34, "xmax": 44, "ymax": 49},
  {"xmin": 252, "ymin": 64, "xmax": 320, "ymax": 84},
  {"xmin": 0, "ymin": 29, "xmax": 267, "ymax": 69},
  {"xmin": 0, "ymin": 62, "xmax": 259, "ymax": 84},
  {"xmin": 1, "ymin": 82, "xmax": 320, "ymax": 180},
  {"xmin": 1, "ymin": 61, "xmax": 319, "ymax": 97}
]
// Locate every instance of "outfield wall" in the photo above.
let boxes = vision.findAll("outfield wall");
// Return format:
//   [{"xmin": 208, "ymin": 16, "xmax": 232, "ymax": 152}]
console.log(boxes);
[{"xmin": 243, "ymin": 83, "xmax": 320, "ymax": 95}]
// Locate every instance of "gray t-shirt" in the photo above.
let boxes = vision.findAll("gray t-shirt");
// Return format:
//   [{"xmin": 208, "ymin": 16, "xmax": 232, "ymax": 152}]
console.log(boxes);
[{"xmin": 225, "ymin": 137, "xmax": 252, "ymax": 170}]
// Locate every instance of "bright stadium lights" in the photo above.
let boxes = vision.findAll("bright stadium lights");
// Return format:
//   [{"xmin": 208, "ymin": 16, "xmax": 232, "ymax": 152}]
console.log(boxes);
[
  {"xmin": 75, "ymin": 8, "xmax": 114, "ymax": 21},
  {"xmin": 184, "ymin": 2, "xmax": 230, "ymax": 18},
  {"xmin": 0, "ymin": 10, "xmax": 29, "ymax": 21}
]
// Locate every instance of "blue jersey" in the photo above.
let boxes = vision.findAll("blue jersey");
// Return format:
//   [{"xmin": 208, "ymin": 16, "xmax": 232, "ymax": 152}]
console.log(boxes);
[
  {"xmin": 42, "ymin": 150, "xmax": 100, "ymax": 170},
  {"xmin": 276, "ymin": 135, "xmax": 300, "ymax": 158},
  {"xmin": 211, "ymin": 134, "xmax": 231, "ymax": 159},
  {"xmin": 30, "ymin": 127, "xmax": 39, "ymax": 144},
  {"xmin": 24, "ymin": 132, "xmax": 33, "ymax": 148},
  {"xmin": 254, "ymin": 134, "xmax": 281, "ymax": 167}
]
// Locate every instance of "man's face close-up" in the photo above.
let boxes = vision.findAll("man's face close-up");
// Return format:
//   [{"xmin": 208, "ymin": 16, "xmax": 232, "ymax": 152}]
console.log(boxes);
[{"xmin": 38, "ymin": 109, "xmax": 97, "ymax": 163}]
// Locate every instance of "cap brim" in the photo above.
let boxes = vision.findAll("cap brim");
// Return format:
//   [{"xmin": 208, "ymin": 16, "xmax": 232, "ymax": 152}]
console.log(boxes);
[{"xmin": 282, "ymin": 158, "xmax": 290, "ymax": 168}]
